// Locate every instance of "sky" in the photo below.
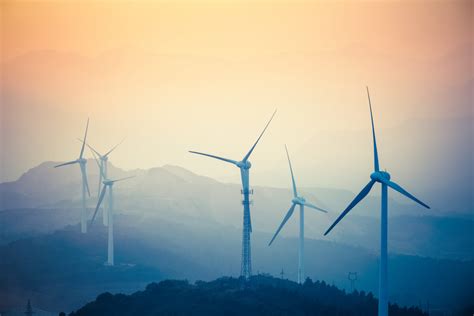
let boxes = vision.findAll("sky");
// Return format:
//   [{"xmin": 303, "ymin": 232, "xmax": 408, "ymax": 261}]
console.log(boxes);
[{"xmin": 0, "ymin": 1, "xmax": 472, "ymax": 204}]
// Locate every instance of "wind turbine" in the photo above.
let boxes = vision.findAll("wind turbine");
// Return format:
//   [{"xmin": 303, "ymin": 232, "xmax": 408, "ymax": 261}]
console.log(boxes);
[
  {"xmin": 90, "ymin": 155, "xmax": 134, "ymax": 266},
  {"xmin": 86, "ymin": 139, "xmax": 125, "ymax": 226},
  {"xmin": 55, "ymin": 118, "xmax": 91, "ymax": 234},
  {"xmin": 189, "ymin": 110, "xmax": 277, "ymax": 279},
  {"xmin": 324, "ymin": 87, "xmax": 430, "ymax": 316},
  {"xmin": 268, "ymin": 145, "xmax": 328, "ymax": 284}
]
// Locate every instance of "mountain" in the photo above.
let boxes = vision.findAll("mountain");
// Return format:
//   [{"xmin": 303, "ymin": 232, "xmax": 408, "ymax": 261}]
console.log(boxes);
[
  {"xmin": 1, "ymin": 162, "xmax": 472, "ymax": 260},
  {"xmin": 0, "ymin": 209, "xmax": 472, "ymax": 313},
  {"xmin": 70, "ymin": 276, "xmax": 428, "ymax": 316}
]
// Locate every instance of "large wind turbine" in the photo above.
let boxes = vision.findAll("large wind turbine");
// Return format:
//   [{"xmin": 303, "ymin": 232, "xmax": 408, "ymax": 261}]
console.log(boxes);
[
  {"xmin": 86, "ymin": 139, "xmax": 125, "ymax": 226},
  {"xmin": 55, "ymin": 118, "xmax": 91, "ymax": 234},
  {"xmin": 90, "ymin": 159, "xmax": 134, "ymax": 266},
  {"xmin": 189, "ymin": 110, "xmax": 277, "ymax": 279},
  {"xmin": 268, "ymin": 145, "xmax": 327, "ymax": 284},
  {"xmin": 324, "ymin": 87, "xmax": 430, "ymax": 316}
]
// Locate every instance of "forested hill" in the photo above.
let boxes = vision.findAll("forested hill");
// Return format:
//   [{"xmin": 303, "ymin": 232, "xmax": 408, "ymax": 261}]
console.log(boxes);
[{"xmin": 70, "ymin": 275, "xmax": 426, "ymax": 316}]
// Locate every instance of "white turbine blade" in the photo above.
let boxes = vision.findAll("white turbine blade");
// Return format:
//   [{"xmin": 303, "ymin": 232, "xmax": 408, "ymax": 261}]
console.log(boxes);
[
  {"xmin": 90, "ymin": 149, "xmax": 106, "ymax": 179},
  {"xmin": 91, "ymin": 185, "xmax": 107, "ymax": 225},
  {"xmin": 111, "ymin": 175, "xmax": 135, "ymax": 183},
  {"xmin": 268, "ymin": 203, "xmax": 296, "ymax": 246},
  {"xmin": 366, "ymin": 87, "xmax": 380, "ymax": 172},
  {"xmin": 284, "ymin": 145, "xmax": 298, "ymax": 198},
  {"xmin": 79, "ymin": 118, "xmax": 90, "ymax": 159},
  {"xmin": 303, "ymin": 201, "xmax": 328, "ymax": 213},
  {"xmin": 54, "ymin": 160, "xmax": 78, "ymax": 168},
  {"xmin": 243, "ymin": 109, "xmax": 277, "ymax": 162},
  {"xmin": 324, "ymin": 180, "xmax": 376, "ymax": 236},
  {"xmin": 77, "ymin": 138, "xmax": 103, "ymax": 158},
  {"xmin": 189, "ymin": 151, "xmax": 237, "ymax": 165},
  {"xmin": 87, "ymin": 143, "xmax": 103, "ymax": 158},
  {"xmin": 80, "ymin": 163, "xmax": 91, "ymax": 197},
  {"xmin": 381, "ymin": 179, "xmax": 430, "ymax": 209},
  {"xmin": 104, "ymin": 138, "xmax": 125, "ymax": 157}
]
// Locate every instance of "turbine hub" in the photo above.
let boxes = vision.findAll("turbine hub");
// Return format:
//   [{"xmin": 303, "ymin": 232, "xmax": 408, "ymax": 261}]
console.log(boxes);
[
  {"xmin": 103, "ymin": 179, "xmax": 113, "ymax": 186},
  {"xmin": 102, "ymin": 156, "xmax": 108, "ymax": 161},
  {"xmin": 370, "ymin": 171, "xmax": 391, "ymax": 182},
  {"xmin": 78, "ymin": 158, "xmax": 87, "ymax": 164},
  {"xmin": 237, "ymin": 160, "xmax": 252, "ymax": 169},
  {"xmin": 292, "ymin": 196, "xmax": 305, "ymax": 205}
]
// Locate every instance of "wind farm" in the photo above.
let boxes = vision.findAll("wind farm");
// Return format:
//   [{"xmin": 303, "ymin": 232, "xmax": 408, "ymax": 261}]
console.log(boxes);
[{"xmin": 1, "ymin": 1, "xmax": 471, "ymax": 315}]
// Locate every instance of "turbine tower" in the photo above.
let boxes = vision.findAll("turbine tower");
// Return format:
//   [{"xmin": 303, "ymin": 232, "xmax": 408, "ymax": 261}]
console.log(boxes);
[
  {"xmin": 90, "ymin": 160, "xmax": 134, "ymax": 266},
  {"xmin": 189, "ymin": 110, "xmax": 276, "ymax": 279},
  {"xmin": 55, "ymin": 118, "xmax": 91, "ymax": 233},
  {"xmin": 268, "ymin": 145, "xmax": 327, "ymax": 284},
  {"xmin": 86, "ymin": 139, "xmax": 125, "ymax": 226},
  {"xmin": 324, "ymin": 87, "xmax": 430, "ymax": 316}
]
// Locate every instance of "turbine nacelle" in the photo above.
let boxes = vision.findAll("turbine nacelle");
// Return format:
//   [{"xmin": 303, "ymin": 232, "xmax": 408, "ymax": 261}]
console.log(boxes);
[
  {"xmin": 370, "ymin": 171, "xmax": 391, "ymax": 182},
  {"xmin": 292, "ymin": 196, "xmax": 306, "ymax": 205},
  {"xmin": 77, "ymin": 158, "xmax": 87, "ymax": 164},
  {"xmin": 103, "ymin": 179, "xmax": 114, "ymax": 186},
  {"xmin": 236, "ymin": 160, "xmax": 252, "ymax": 169}
]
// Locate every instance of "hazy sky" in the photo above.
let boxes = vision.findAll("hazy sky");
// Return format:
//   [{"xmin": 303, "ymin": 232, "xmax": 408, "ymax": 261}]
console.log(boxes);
[{"xmin": 1, "ymin": 1, "xmax": 472, "ymax": 199}]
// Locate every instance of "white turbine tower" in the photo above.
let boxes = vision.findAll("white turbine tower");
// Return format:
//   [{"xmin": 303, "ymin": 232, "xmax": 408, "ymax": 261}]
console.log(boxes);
[
  {"xmin": 324, "ymin": 87, "xmax": 430, "ymax": 316},
  {"xmin": 90, "ymin": 158, "xmax": 134, "ymax": 266},
  {"xmin": 55, "ymin": 118, "xmax": 91, "ymax": 234},
  {"xmin": 268, "ymin": 145, "xmax": 328, "ymax": 284},
  {"xmin": 86, "ymin": 139, "xmax": 125, "ymax": 226},
  {"xmin": 189, "ymin": 110, "xmax": 276, "ymax": 279}
]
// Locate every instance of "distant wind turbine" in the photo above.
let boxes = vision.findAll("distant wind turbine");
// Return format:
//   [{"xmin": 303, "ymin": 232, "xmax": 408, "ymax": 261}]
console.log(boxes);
[
  {"xmin": 268, "ymin": 145, "xmax": 328, "ymax": 284},
  {"xmin": 85, "ymin": 138, "xmax": 125, "ymax": 226},
  {"xmin": 90, "ymin": 155, "xmax": 134, "ymax": 266},
  {"xmin": 324, "ymin": 87, "xmax": 430, "ymax": 316},
  {"xmin": 55, "ymin": 118, "xmax": 91, "ymax": 234},
  {"xmin": 189, "ymin": 110, "xmax": 277, "ymax": 279}
]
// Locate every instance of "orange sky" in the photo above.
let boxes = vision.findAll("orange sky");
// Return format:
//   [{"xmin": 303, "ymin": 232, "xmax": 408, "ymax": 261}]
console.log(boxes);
[{"xmin": 0, "ymin": 0, "xmax": 472, "ymax": 196}]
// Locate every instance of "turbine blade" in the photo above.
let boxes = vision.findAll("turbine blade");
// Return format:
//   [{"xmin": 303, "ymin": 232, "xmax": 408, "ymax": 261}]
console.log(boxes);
[
  {"xmin": 79, "ymin": 118, "xmax": 90, "ymax": 159},
  {"xmin": 111, "ymin": 175, "xmax": 135, "ymax": 183},
  {"xmin": 98, "ymin": 160, "xmax": 103, "ymax": 198},
  {"xmin": 242, "ymin": 109, "xmax": 277, "ymax": 162},
  {"xmin": 90, "ymin": 149, "xmax": 106, "ymax": 179},
  {"xmin": 189, "ymin": 151, "xmax": 237, "ymax": 165},
  {"xmin": 366, "ymin": 87, "xmax": 379, "ymax": 172},
  {"xmin": 54, "ymin": 160, "xmax": 78, "ymax": 168},
  {"xmin": 104, "ymin": 138, "xmax": 125, "ymax": 157},
  {"xmin": 91, "ymin": 185, "xmax": 107, "ymax": 225},
  {"xmin": 324, "ymin": 180, "xmax": 375, "ymax": 236},
  {"xmin": 304, "ymin": 201, "xmax": 328, "ymax": 213},
  {"xmin": 268, "ymin": 203, "xmax": 296, "ymax": 246},
  {"xmin": 77, "ymin": 138, "xmax": 103, "ymax": 158},
  {"xmin": 80, "ymin": 163, "xmax": 91, "ymax": 197},
  {"xmin": 381, "ymin": 179, "xmax": 430, "ymax": 209},
  {"xmin": 285, "ymin": 145, "xmax": 298, "ymax": 198},
  {"xmin": 87, "ymin": 143, "xmax": 102, "ymax": 158}
]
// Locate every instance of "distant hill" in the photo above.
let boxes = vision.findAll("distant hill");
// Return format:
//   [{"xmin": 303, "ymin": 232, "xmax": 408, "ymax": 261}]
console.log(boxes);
[
  {"xmin": 1, "ymin": 161, "xmax": 472, "ymax": 260},
  {"xmin": 69, "ymin": 275, "xmax": 427, "ymax": 316},
  {"xmin": 0, "ymin": 213, "xmax": 472, "ymax": 313}
]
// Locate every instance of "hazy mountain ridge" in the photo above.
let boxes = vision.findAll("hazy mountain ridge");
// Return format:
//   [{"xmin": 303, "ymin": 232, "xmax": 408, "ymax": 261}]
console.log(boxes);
[
  {"xmin": 1, "ymin": 161, "xmax": 472, "ymax": 260},
  {"xmin": 1, "ymin": 212, "xmax": 472, "ymax": 313}
]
